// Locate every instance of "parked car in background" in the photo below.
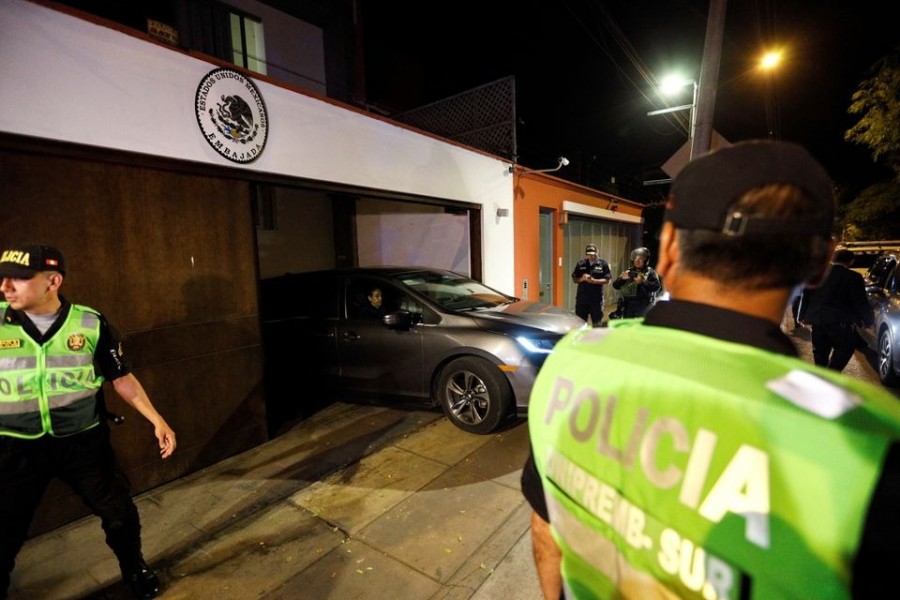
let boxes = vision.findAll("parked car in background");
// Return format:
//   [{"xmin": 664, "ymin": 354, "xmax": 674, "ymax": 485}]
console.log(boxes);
[
  {"xmin": 260, "ymin": 267, "xmax": 585, "ymax": 434},
  {"xmin": 858, "ymin": 252, "xmax": 900, "ymax": 386}
]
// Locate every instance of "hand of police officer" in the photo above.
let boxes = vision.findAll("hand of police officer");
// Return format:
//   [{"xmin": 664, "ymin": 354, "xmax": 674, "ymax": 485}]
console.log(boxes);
[{"xmin": 157, "ymin": 424, "xmax": 176, "ymax": 459}]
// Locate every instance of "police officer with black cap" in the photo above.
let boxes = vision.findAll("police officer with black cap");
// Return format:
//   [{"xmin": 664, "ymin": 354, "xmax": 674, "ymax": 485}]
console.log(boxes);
[
  {"xmin": 570, "ymin": 243, "xmax": 611, "ymax": 327},
  {"xmin": 523, "ymin": 141, "xmax": 900, "ymax": 599},
  {"xmin": 0, "ymin": 244, "xmax": 176, "ymax": 599}
]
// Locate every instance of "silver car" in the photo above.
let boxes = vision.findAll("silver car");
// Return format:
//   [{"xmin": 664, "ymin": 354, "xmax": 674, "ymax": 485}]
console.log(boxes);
[
  {"xmin": 260, "ymin": 267, "xmax": 585, "ymax": 433},
  {"xmin": 859, "ymin": 253, "xmax": 900, "ymax": 386}
]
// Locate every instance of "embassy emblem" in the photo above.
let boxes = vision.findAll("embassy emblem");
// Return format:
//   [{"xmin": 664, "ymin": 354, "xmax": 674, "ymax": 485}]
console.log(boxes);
[
  {"xmin": 195, "ymin": 68, "xmax": 269, "ymax": 164},
  {"xmin": 67, "ymin": 333, "xmax": 86, "ymax": 351}
]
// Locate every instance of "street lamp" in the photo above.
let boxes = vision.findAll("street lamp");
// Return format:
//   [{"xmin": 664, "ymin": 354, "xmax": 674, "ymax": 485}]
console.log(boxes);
[
  {"xmin": 759, "ymin": 50, "xmax": 783, "ymax": 139},
  {"xmin": 648, "ymin": 74, "xmax": 699, "ymax": 159},
  {"xmin": 760, "ymin": 50, "xmax": 781, "ymax": 71}
]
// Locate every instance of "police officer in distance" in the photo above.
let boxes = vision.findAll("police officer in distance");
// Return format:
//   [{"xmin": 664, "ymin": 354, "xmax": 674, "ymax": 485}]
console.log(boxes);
[
  {"xmin": 0, "ymin": 244, "xmax": 176, "ymax": 600},
  {"xmin": 521, "ymin": 141, "xmax": 900, "ymax": 599},
  {"xmin": 611, "ymin": 246, "xmax": 661, "ymax": 318},
  {"xmin": 570, "ymin": 243, "xmax": 612, "ymax": 327}
]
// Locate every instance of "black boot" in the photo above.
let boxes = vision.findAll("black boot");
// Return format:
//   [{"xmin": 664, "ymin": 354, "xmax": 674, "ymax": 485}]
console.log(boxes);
[{"xmin": 121, "ymin": 560, "xmax": 160, "ymax": 599}]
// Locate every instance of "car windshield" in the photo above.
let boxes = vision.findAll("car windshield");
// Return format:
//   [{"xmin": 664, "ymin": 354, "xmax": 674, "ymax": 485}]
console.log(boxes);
[{"xmin": 394, "ymin": 271, "xmax": 514, "ymax": 310}]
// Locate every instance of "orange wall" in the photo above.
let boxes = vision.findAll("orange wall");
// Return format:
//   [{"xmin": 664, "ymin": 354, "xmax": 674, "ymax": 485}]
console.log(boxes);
[{"xmin": 512, "ymin": 171, "xmax": 644, "ymax": 307}]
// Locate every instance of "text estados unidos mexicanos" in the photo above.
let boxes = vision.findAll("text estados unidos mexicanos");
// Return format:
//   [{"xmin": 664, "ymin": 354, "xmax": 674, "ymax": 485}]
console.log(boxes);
[{"xmin": 197, "ymin": 73, "xmax": 266, "ymax": 126}]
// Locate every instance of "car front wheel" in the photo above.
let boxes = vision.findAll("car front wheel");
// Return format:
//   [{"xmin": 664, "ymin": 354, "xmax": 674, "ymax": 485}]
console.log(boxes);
[
  {"xmin": 877, "ymin": 329, "xmax": 899, "ymax": 387},
  {"xmin": 436, "ymin": 357, "xmax": 512, "ymax": 434}
]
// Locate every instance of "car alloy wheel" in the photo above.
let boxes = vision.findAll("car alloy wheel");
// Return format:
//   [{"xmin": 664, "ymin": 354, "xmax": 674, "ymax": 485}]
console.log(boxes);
[{"xmin": 437, "ymin": 357, "xmax": 512, "ymax": 434}]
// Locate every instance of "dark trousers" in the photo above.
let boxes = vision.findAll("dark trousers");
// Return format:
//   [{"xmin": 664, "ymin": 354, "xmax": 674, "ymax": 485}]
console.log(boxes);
[
  {"xmin": 575, "ymin": 302, "xmax": 604, "ymax": 327},
  {"xmin": 621, "ymin": 298, "xmax": 653, "ymax": 319},
  {"xmin": 810, "ymin": 322, "xmax": 857, "ymax": 371},
  {"xmin": 0, "ymin": 426, "xmax": 142, "ymax": 597}
]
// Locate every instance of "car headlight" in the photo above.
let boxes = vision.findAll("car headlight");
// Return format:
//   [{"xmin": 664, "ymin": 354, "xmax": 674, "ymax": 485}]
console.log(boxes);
[{"xmin": 516, "ymin": 335, "xmax": 558, "ymax": 354}]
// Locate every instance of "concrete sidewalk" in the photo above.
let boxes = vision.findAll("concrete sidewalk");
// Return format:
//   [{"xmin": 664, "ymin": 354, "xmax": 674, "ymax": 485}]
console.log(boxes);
[{"xmin": 9, "ymin": 403, "xmax": 542, "ymax": 600}]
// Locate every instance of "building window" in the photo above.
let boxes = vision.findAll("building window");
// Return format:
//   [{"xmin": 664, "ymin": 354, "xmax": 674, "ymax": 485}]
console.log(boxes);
[
  {"xmin": 176, "ymin": 1, "xmax": 267, "ymax": 75},
  {"xmin": 230, "ymin": 11, "xmax": 266, "ymax": 75}
]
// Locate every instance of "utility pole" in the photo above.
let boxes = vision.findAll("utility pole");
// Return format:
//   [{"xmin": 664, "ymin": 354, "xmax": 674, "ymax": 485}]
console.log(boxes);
[{"xmin": 691, "ymin": 0, "xmax": 727, "ymax": 159}]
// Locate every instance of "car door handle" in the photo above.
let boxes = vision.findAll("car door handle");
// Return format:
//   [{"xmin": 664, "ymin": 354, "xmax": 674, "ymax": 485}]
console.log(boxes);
[{"xmin": 342, "ymin": 331, "xmax": 360, "ymax": 341}]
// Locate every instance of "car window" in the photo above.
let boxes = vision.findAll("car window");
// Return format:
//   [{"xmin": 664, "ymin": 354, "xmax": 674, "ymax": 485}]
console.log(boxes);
[
  {"xmin": 397, "ymin": 292, "xmax": 428, "ymax": 317},
  {"xmin": 866, "ymin": 255, "xmax": 897, "ymax": 289},
  {"xmin": 299, "ymin": 277, "xmax": 341, "ymax": 318},
  {"xmin": 347, "ymin": 277, "xmax": 388, "ymax": 320},
  {"xmin": 260, "ymin": 272, "xmax": 340, "ymax": 320},
  {"xmin": 394, "ymin": 271, "xmax": 511, "ymax": 310},
  {"xmin": 346, "ymin": 275, "xmax": 437, "ymax": 324},
  {"xmin": 887, "ymin": 264, "xmax": 899, "ymax": 295}
]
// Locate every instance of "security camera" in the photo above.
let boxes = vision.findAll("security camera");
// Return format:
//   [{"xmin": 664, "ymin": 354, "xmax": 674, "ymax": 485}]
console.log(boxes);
[{"xmin": 558, "ymin": 156, "xmax": 570, "ymax": 166}]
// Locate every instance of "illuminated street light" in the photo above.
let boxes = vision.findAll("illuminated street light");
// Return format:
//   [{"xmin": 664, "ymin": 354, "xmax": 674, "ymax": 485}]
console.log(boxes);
[
  {"xmin": 649, "ymin": 74, "xmax": 699, "ymax": 158},
  {"xmin": 760, "ymin": 50, "xmax": 782, "ymax": 71},
  {"xmin": 759, "ymin": 50, "xmax": 783, "ymax": 139}
]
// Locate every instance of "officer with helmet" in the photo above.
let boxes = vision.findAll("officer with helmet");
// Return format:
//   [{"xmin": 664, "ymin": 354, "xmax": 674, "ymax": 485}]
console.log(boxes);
[{"xmin": 611, "ymin": 246, "xmax": 661, "ymax": 318}]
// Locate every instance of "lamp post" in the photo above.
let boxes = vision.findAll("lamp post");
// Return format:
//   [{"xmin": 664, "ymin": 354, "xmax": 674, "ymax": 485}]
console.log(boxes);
[
  {"xmin": 759, "ymin": 50, "xmax": 782, "ymax": 139},
  {"xmin": 648, "ymin": 75, "xmax": 699, "ymax": 159}
]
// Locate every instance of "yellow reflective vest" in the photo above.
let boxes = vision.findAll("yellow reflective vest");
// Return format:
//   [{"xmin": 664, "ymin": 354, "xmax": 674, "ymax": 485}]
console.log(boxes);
[
  {"xmin": 529, "ymin": 321, "xmax": 900, "ymax": 599},
  {"xmin": 0, "ymin": 302, "xmax": 104, "ymax": 438}
]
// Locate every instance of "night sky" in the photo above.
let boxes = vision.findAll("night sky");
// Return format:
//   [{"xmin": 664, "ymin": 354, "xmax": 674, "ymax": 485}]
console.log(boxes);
[{"xmin": 360, "ymin": 0, "xmax": 898, "ymax": 200}]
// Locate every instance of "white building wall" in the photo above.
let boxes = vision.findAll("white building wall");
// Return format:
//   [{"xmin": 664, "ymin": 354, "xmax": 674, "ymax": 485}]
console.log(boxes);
[{"xmin": 0, "ymin": 0, "xmax": 517, "ymax": 293}]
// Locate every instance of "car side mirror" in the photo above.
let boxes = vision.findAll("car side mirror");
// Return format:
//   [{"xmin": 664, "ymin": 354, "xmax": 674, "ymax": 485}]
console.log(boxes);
[{"xmin": 383, "ymin": 310, "xmax": 420, "ymax": 330}]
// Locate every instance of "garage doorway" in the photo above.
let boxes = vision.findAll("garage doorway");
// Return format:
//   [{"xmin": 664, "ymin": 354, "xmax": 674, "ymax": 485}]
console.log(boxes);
[{"xmin": 563, "ymin": 217, "xmax": 642, "ymax": 313}]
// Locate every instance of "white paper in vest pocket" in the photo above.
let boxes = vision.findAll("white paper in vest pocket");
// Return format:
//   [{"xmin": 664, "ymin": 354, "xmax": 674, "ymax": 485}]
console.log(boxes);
[{"xmin": 767, "ymin": 369, "xmax": 861, "ymax": 419}]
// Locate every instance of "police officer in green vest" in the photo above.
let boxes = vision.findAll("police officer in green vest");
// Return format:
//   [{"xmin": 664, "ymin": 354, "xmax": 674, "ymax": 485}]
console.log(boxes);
[
  {"xmin": 521, "ymin": 141, "xmax": 900, "ymax": 599},
  {"xmin": 0, "ymin": 244, "xmax": 176, "ymax": 600}
]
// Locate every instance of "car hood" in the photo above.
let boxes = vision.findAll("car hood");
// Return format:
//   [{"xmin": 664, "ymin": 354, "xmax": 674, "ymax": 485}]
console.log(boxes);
[{"xmin": 468, "ymin": 300, "xmax": 585, "ymax": 334}]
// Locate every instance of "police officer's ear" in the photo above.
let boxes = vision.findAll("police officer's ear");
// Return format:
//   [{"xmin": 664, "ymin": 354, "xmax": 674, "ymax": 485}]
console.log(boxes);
[
  {"xmin": 44, "ymin": 271, "xmax": 64, "ymax": 292},
  {"xmin": 655, "ymin": 222, "xmax": 679, "ymax": 280}
]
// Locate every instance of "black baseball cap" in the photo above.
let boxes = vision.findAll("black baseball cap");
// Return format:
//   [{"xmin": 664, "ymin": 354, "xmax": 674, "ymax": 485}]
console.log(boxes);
[
  {"xmin": 666, "ymin": 140, "xmax": 835, "ymax": 237},
  {"xmin": 585, "ymin": 244, "xmax": 598, "ymax": 254},
  {"xmin": 0, "ymin": 244, "xmax": 66, "ymax": 278}
]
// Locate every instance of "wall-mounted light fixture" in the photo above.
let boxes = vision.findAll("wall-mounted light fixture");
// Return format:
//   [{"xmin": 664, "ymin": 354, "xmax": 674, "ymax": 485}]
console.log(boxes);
[
  {"xmin": 497, "ymin": 208, "xmax": 510, "ymax": 218},
  {"xmin": 508, "ymin": 156, "xmax": 570, "ymax": 175}
]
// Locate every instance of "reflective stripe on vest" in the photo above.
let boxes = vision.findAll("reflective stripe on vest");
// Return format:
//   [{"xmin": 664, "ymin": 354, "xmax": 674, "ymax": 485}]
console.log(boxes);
[
  {"xmin": 528, "ymin": 321, "xmax": 900, "ymax": 600},
  {"xmin": 0, "ymin": 302, "xmax": 105, "ymax": 438}
]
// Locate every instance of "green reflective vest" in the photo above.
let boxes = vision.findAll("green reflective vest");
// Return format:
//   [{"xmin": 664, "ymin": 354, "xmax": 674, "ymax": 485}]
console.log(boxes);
[
  {"xmin": 0, "ymin": 302, "xmax": 104, "ymax": 438},
  {"xmin": 529, "ymin": 320, "xmax": 900, "ymax": 599}
]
